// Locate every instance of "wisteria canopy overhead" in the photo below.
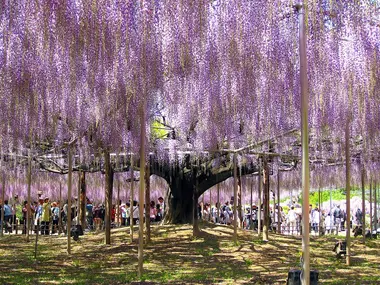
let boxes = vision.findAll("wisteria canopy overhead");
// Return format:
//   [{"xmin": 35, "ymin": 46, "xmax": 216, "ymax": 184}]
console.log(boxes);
[{"xmin": 0, "ymin": 1, "xmax": 379, "ymax": 175}]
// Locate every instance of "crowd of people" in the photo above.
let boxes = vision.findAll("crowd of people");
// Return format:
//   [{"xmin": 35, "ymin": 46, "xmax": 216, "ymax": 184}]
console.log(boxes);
[
  {"xmin": 1, "ymin": 193, "xmax": 379, "ymax": 237},
  {"xmin": 198, "ymin": 200, "xmax": 380, "ymax": 236},
  {"xmin": 0, "ymin": 195, "xmax": 166, "ymax": 235}
]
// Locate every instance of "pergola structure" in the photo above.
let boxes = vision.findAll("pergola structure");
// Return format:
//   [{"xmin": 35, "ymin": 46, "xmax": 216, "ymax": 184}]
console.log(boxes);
[{"xmin": 1, "ymin": 1, "xmax": 379, "ymax": 283}]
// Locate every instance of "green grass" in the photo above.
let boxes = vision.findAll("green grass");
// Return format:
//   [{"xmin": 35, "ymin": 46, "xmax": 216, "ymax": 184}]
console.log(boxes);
[{"xmin": 0, "ymin": 224, "xmax": 379, "ymax": 284}]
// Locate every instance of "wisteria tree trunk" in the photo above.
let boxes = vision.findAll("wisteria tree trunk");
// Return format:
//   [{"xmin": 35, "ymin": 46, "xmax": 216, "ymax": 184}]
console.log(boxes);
[{"xmin": 158, "ymin": 158, "xmax": 258, "ymax": 224}]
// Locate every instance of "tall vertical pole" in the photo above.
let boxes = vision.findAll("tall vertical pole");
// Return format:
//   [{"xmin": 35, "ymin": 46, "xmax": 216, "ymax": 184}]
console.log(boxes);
[
  {"xmin": 233, "ymin": 153, "xmax": 238, "ymax": 243},
  {"xmin": 145, "ymin": 160, "xmax": 151, "ymax": 243},
  {"xmin": 361, "ymin": 168, "xmax": 365, "ymax": 245},
  {"xmin": 77, "ymin": 172, "xmax": 81, "ymax": 226},
  {"xmin": 67, "ymin": 146, "xmax": 73, "ymax": 255},
  {"xmin": 370, "ymin": 179, "xmax": 373, "ymax": 236},
  {"xmin": 250, "ymin": 175, "xmax": 253, "ymax": 230},
  {"xmin": 318, "ymin": 188, "xmax": 321, "ymax": 236},
  {"xmin": 374, "ymin": 182, "xmax": 377, "ymax": 234},
  {"xmin": 263, "ymin": 158, "xmax": 270, "ymax": 241},
  {"xmin": 138, "ymin": 98, "xmax": 146, "ymax": 278},
  {"xmin": 117, "ymin": 178, "xmax": 120, "ymax": 227},
  {"xmin": 217, "ymin": 182, "xmax": 220, "ymax": 223},
  {"xmin": 258, "ymin": 162, "xmax": 262, "ymax": 237},
  {"xmin": 345, "ymin": 122, "xmax": 351, "ymax": 265},
  {"xmin": 1, "ymin": 173, "xmax": 5, "ymax": 237},
  {"xmin": 277, "ymin": 171, "xmax": 281, "ymax": 234},
  {"xmin": 59, "ymin": 182, "xmax": 62, "ymax": 235},
  {"xmin": 26, "ymin": 155, "xmax": 32, "ymax": 241},
  {"xmin": 296, "ymin": 2, "xmax": 310, "ymax": 284},
  {"xmin": 130, "ymin": 156, "xmax": 134, "ymax": 242}
]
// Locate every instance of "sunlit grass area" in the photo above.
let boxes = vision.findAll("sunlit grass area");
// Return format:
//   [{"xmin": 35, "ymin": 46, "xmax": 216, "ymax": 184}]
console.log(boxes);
[{"xmin": 0, "ymin": 223, "xmax": 379, "ymax": 284}]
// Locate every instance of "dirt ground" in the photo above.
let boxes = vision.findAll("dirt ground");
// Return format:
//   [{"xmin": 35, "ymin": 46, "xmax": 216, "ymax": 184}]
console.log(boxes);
[{"xmin": 0, "ymin": 223, "xmax": 379, "ymax": 284}]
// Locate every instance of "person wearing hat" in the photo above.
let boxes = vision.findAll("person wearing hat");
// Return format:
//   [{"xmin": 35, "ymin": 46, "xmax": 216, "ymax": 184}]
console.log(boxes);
[{"xmin": 41, "ymin": 197, "xmax": 51, "ymax": 235}]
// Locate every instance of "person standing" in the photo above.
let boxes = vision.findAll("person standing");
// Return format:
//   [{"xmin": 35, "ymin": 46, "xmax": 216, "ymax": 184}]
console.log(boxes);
[
  {"xmin": 3, "ymin": 200, "xmax": 13, "ymax": 233},
  {"xmin": 51, "ymin": 202, "xmax": 59, "ymax": 234},
  {"xmin": 41, "ymin": 197, "xmax": 51, "ymax": 235}
]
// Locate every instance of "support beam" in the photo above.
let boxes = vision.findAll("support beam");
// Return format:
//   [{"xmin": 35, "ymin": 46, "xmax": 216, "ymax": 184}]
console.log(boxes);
[
  {"xmin": 26, "ymin": 156, "xmax": 32, "ymax": 241},
  {"xmin": 145, "ymin": 161, "xmax": 151, "ymax": 244},
  {"xmin": 217, "ymin": 182, "xmax": 220, "ymax": 223},
  {"xmin": 130, "ymin": 156, "xmax": 134, "ymax": 243},
  {"xmin": 296, "ymin": 2, "xmax": 310, "ymax": 284},
  {"xmin": 361, "ymin": 168, "xmax": 365, "ymax": 245},
  {"xmin": 370, "ymin": 180, "xmax": 373, "ymax": 236},
  {"xmin": 374, "ymin": 182, "xmax": 377, "ymax": 234},
  {"xmin": 233, "ymin": 153, "xmax": 238, "ymax": 243},
  {"xmin": 138, "ymin": 99, "xmax": 146, "ymax": 278},
  {"xmin": 263, "ymin": 158, "xmax": 269, "ymax": 241},
  {"xmin": 277, "ymin": 171, "xmax": 281, "ymax": 234},
  {"xmin": 258, "ymin": 163, "xmax": 262, "ymax": 237},
  {"xmin": 1, "ymin": 173, "xmax": 5, "ymax": 237},
  {"xmin": 67, "ymin": 146, "xmax": 73, "ymax": 254},
  {"xmin": 345, "ymin": 122, "xmax": 351, "ymax": 266}
]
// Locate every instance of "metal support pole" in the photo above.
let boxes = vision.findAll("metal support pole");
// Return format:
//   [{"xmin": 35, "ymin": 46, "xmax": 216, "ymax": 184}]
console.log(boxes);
[{"xmin": 296, "ymin": 2, "xmax": 310, "ymax": 284}]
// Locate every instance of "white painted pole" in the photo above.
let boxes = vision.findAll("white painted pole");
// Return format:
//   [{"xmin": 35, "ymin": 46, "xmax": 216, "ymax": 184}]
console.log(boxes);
[{"xmin": 296, "ymin": 2, "xmax": 310, "ymax": 284}]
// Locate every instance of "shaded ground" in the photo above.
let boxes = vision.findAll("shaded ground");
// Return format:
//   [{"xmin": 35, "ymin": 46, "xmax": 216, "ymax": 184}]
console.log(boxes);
[{"xmin": 0, "ymin": 222, "xmax": 379, "ymax": 284}]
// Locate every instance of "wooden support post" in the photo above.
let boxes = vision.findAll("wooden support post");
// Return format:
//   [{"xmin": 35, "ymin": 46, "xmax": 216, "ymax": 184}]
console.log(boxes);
[
  {"xmin": 145, "ymin": 160, "xmax": 150, "ymax": 243},
  {"xmin": 296, "ymin": 3, "xmax": 310, "ymax": 283},
  {"xmin": 374, "ymin": 182, "xmax": 377, "ymax": 234},
  {"xmin": 237, "ymin": 168, "xmax": 242, "ymax": 228},
  {"xmin": 345, "ymin": 122, "xmax": 351, "ymax": 266},
  {"xmin": 117, "ymin": 178, "xmax": 120, "ymax": 227},
  {"xmin": 130, "ymin": 156, "xmax": 134, "ymax": 242},
  {"xmin": 250, "ymin": 175, "xmax": 253, "ymax": 230},
  {"xmin": 59, "ymin": 182, "xmax": 62, "ymax": 235},
  {"xmin": 370, "ymin": 180, "xmax": 373, "ymax": 237},
  {"xmin": 77, "ymin": 172, "xmax": 81, "ymax": 226},
  {"xmin": 263, "ymin": 158, "xmax": 269, "ymax": 241},
  {"xmin": 233, "ymin": 153, "xmax": 238, "ymax": 243},
  {"xmin": 258, "ymin": 162, "xmax": 262, "ymax": 237},
  {"xmin": 26, "ymin": 155, "xmax": 32, "ymax": 240},
  {"xmin": 217, "ymin": 182, "xmax": 220, "ymax": 223},
  {"xmin": 318, "ymin": 188, "xmax": 321, "ymax": 236},
  {"xmin": 80, "ymin": 172, "xmax": 86, "ymax": 227},
  {"xmin": 67, "ymin": 146, "xmax": 73, "ymax": 255},
  {"xmin": 1, "ymin": 173, "xmax": 5, "ymax": 237},
  {"xmin": 277, "ymin": 171, "xmax": 281, "ymax": 234},
  {"xmin": 138, "ymin": 99, "xmax": 146, "ymax": 278},
  {"xmin": 361, "ymin": 168, "xmax": 365, "ymax": 245}
]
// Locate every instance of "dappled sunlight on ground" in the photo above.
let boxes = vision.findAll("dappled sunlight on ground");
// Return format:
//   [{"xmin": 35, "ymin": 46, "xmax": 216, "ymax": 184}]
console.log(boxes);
[{"xmin": 0, "ymin": 223, "xmax": 379, "ymax": 284}]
